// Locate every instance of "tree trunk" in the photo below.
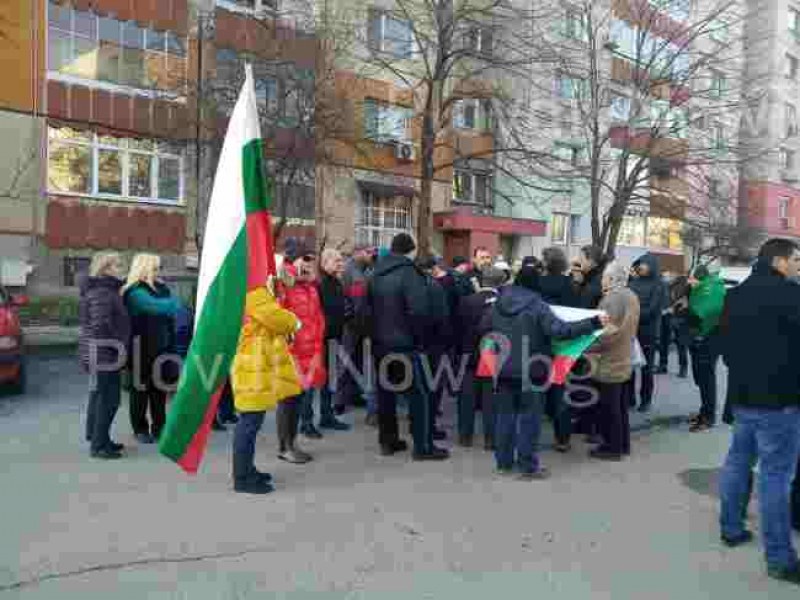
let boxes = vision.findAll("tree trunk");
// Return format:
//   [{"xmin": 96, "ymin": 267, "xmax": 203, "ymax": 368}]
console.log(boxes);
[{"xmin": 417, "ymin": 84, "xmax": 437, "ymax": 257}]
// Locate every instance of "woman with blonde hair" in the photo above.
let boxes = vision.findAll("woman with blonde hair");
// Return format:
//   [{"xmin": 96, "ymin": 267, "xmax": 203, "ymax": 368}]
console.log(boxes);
[
  {"xmin": 122, "ymin": 253, "xmax": 180, "ymax": 444},
  {"xmin": 79, "ymin": 252, "xmax": 130, "ymax": 459}
]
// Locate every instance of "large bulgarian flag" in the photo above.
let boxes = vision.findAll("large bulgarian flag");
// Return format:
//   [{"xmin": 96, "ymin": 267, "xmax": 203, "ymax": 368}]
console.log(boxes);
[
  {"xmin": 159, "ymin": 65, "xmax": 277, "ymax": 474},
  {"xmin": 476, "ymin": 305, "xmax": 603, "ymax": 385}
]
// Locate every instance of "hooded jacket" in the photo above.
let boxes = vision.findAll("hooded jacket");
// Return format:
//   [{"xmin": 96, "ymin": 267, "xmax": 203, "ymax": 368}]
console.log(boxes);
[
  {"xmin": 720, "ymin": 258, "xmax": 800, "ymax": 409},
  {"xmin": 457, "ymin": 288, "xmax": 498, "ymax": 368},
  {"xmin": 279, "ymin": 264, "xmax": 327, "ymax": 389},
  {"xmin": 538, "ymin": 274, "xmax": 578, "ymax": 307},
  {"xmin": 231, "ymin": 287, "xmax": 302, "ymax": 412},
  {"xmin": 688, "ymin": 272, "xmax": 726, "ymax": 338},
  {"xmin": 78, "ymin": 275, "xmax": 130, "ymax": 372},
  {"xmin": 573, "ymin": 265, "xmax": 604, "ymax": 309},
  {"xmin": 318, "ymin": 271, "xmax": 346, "ymax": 341},
  {"xmin": 490, "ymin": 285, "xmax": 601, "ymax": 384},
  {"xmin": 629, "ymin": 253, "xmax": 667, "ymax": 342},
  {"xmin": 368, "ymin": 253, "xmax": 429, "ymax": 353}
]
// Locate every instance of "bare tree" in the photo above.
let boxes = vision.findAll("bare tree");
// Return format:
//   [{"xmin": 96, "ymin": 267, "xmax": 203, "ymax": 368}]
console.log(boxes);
[{"xmin": 517, "ymin": 0, "xmax": 761, "ymax": 258}]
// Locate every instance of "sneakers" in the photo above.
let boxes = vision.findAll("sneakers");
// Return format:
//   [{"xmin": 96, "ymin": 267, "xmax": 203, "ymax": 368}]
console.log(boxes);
[
  {"xmin": 767, "ymin": 565, "xmax": 800, "ymax": 585},
  {"xmin": 319, "ymin": 418, "xmax": 351, "ymax": 431},
  {"xmin": 278, "ymin": 449, "xmax": 313, "ymax": 464},
  {"xmin": 412, "ymin": 447, "xmax": 450, "ymax": 461},
  {"xmin": 234, "ymin": 476, "xmax": 274, "ymax": 495},
  {"xmin": 517, "ymin": 468, "xmax": 551, "ymax": 481},
  {"xmin": 109, "ymin": 441, "xmax": 125, "ymax": 452},
  {"xmin": 90, "ymin": 448, "xmax": 124, "ymax": 460},
  {"xmin": 135, "ymin": 433, "xmax": 156, "ymax": 444},
  {"xmin": 553, "ymin": 442, "xmax": 572, "ymax": 453},
  {"xmin": 720, "ymin": 530, "xmax": 753, "ymax": 548},
  {"xmin": 689, "ymin": 416, "xmax": 715, "ymax": 433},
  {"xmin": 494, "ymin": 466, "xmax": 514, "ymax": 477},
  {"xmin": 380, "ymin": 439, "xmax": 409, "ymax": 456},
  {"xmin": 300, "ymin": 425, "xmax": 323, "ymax": 439}
]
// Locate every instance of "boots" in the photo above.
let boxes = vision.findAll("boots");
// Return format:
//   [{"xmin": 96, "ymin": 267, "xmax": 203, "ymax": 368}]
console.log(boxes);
[{"xmin": 232, "ymin": 451, "xmax": 273, "ymax": 495}]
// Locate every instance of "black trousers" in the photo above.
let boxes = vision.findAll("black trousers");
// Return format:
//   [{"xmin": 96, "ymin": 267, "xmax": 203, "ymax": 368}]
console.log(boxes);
[
  {"xmin": 86, "ymin": 371, "xmax": 122, "ymax": 453},
  {"xmin": 690, "ymin": 336, "xmax": 719, "ymax": 422},
  {"xmin": 129, "ymin": 372, "xmax": 167, "ymax": 438},
  {"xmin": 594, "ymin": 379, "xmax": 630, "ymax": 455},
  {"xmin": 624, "ymin": 339, "xmax": 655, "ymax": 408},
  {"xmin": 545, "ymin": 385, "xmax": 571, "ymax": 445},
  {"xmin": 276, "ymin": 396, "xmax": 300, "ymax": 453},
  {"xmin": 658, "ymin": 314, "xmax": 689, "ymax": 371}
]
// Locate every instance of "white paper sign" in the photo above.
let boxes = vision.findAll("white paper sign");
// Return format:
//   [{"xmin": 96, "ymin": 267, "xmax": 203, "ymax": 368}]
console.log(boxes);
[{"xmin": 550, "ymin": 305, "xmax": 604, "ymax": 322}]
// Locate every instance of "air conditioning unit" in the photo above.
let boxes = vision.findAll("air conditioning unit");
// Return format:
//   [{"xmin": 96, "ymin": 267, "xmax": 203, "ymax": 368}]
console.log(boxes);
[{"xmin": 395, "ymin": 141, "xmax": 415, "ymax": 161}]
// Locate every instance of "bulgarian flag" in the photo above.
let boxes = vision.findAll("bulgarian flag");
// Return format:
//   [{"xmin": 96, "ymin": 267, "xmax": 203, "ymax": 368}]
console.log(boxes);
[
  {"xmin": 159, "ymin": 65, "xmax": 277, "ymax": 474},
  {"xmin": 475, "ymin": 305, "xmax": 603, "ymax": 385},
  {"xmin": 549, "ymin": 305, "xmax": 604, "ymax": 385}
]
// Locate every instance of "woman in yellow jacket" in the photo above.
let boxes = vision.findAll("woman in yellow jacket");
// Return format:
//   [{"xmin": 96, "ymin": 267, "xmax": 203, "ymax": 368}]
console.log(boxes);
[{"xmin": 230, "ymin": 285, "xmax": 302, "ymax": 494}]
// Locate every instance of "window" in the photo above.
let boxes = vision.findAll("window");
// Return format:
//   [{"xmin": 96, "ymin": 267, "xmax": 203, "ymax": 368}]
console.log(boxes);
[
  {"xmin": 554, "ymin": 75, "xmax": 589, "ymax": 100},
  {"xmin": 710, "ymin": 70, "xmax": 727, "ymax": 99},
  {"xmin": 610, "ymin": 94, "xmax": 631, "ymax": 121},
  {"xmin": 364, "ymin": 99, "xmax": 413, "ymax": 142},
  {"xmin": 709, "ymin": 178, "xmax": 722, "ymax": 202},
  {"xmin": 562, "ymin": 9, "xmax": 588, "ymax": 42},
  {"xmin": 368, "ymin": 10, "xmax": 413, "ymax": 58},
  {"xmin": 669, "ymin": 107, "xmax": 688, "ymax": 139},
  {"xmin": 609, "ymin": 19, "xmax": 635, "ymax": 59},
  {"xmin": 787, "ymin": 103, "xmax": 798, "ymax": 137},
  {"xmin": 551, "ymin": 213, "xmax": 568, "ymax": 244},
  {"xmin": 553, "ymin": 141, "xmax": 585, "ymax": 166},
  {"xmin": 47, "ymin": 2, "xmax": 186, "ymax": 93},
  {"xmin": 667, "ymin": 0, "xmax": 690, "ymax": 21},
  {"xmin": 647, "ymin": 217, "xmax": 682, "ymax": 250},
  {"xmin": 712, "ymin": 123, "xmax": 727, "ymax": 153},
  {"xmin": 356, "ymin": 191, "xmax": 412, "ymax": 248},
  {"xmin": 710, "ymin": 19, "xmax": 729, "ymax": 43},
  {"xmin": 780, "ymin": 148, "xmax": 795, "ymax": 171},
  {"xmin": 465, "ymin": 23, "xmax": 493, "ymax": 56},
  {"xmin": 569, "ymin": 214, "xmax": 583, "ymax": 244},
  {"xmin": 618, "ymin": 214, "xmax": 647, "ymax": 247},
  {"xmin": 788, "ymin": 55, "xmax": 799, "ymax": 80},
  {"xmin": 779, "ymin": 197, "xmax": 791, "ymax": 229},
  {"xmin": 452, "ymin": 98, "xmax": 492, "ymax": 131},
  {"xmin": 790, "ymin": 8, "xmax": 800, "ymax": 37},
  {"xmin": 63, "ymin": 257, "xmax": 91, "ymax": 287},
  {"xmin": 47, "ymin": 127, "xmax": 183, "ymax": 203},
  {"xmin": 215, "ymin": 0, "xmax": 278, "ymax": 12},
  {"xmin": 453, "ymin": 168, "xmax": 492, "ymax": 206}
]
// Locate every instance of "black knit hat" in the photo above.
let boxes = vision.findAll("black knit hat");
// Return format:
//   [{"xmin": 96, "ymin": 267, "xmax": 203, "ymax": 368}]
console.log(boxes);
[{"xmin": 390, "ymin": 233, "xmax": 416, "ymax": 255}]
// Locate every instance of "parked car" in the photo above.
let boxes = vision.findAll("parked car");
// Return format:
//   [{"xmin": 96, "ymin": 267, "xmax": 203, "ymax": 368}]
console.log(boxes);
[{"xmin": 0, "ymin": 286, "xmax": 26, "ymax": 393}]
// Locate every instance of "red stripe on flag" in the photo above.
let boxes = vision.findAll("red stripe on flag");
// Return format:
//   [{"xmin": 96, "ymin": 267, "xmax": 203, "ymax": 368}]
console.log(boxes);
[
  {"xmin": 245, "ymin": 212, "xmax": 277, "ymax": 290},
  {"xmin": 175, "ymin": 384, "xmax": 224, "ymax": 475},
  {"xmin": 550, "ymin": 356, "xmax": 577, "ymax": 386}
]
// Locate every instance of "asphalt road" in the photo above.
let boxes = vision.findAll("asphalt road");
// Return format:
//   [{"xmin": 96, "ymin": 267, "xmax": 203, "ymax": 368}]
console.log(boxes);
[{"xmin": 2, "ymin": 354, "xmax": 798, "ymax": 599}]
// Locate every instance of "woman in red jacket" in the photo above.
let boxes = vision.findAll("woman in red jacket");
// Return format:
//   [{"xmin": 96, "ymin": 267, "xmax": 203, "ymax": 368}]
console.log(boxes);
[{"xmin": 279, "ymin": 246, "xmax": 328, "ymax": 445}]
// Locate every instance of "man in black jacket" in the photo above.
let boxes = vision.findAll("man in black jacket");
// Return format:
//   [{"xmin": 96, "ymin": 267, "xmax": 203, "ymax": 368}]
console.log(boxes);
[
  {"xmin": 456, "ymin": 266, "xmax": 507, "ymax": 449},
  {"xmin": 627, "ymin": 253, "xmax": 667, "ymax": 412},
  {"xmin": 490, "ymin": 268, "xmax": 607, "ymax": 479},
  {"xmin": 369, "ymin": 233, "xmax": 449, "ymax": 461},
  {"xmin": 718, "ymin": 238, "xmax": 800, "ymax": 585}
]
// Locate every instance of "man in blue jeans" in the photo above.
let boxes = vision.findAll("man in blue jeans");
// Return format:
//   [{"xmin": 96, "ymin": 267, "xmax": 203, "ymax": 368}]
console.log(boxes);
[{"xmin": 718, "ymin": 238, "xmax": 800, "ymax": 585}]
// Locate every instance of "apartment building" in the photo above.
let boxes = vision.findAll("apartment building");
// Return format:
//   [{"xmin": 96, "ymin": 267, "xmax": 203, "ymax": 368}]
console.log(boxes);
[
  {"xmin": 739, "ymin": 0, "xmax": 800, "ymax": 240},
  {"xmin": 0, "ymin": 0, "xmax": 318, "ymax": 293}
]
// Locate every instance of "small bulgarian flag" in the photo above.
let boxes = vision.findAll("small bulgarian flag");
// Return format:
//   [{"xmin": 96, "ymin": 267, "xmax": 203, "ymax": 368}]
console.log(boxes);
[
  {"xmin": 159, "ymin": 65, "xmax": 277, "ymax": 474},
  {"xmin": 475, "ymin": 305, "xmax": 603, "ymax": 385}
]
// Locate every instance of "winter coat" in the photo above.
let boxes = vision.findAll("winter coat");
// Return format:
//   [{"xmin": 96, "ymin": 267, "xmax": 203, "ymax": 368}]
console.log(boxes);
[
  {"xmin": 573, "ymin": 265, "xmax": 604, "ymax": 309},
  {"xmin": 628, "ymin": 253, "xmax": 667, "ymax": 343},
  {"xmin": 174, "ymin": 304, "xmax": 193, "ymax": 359},
  {"xmin": 423, "ymin": 274, "xmax": 453, "ymax": 356},
  {"xmin": 318, "ymin": 272, "xmax": 346, "ymax": 341},
  {"xmin": 280, "ymin": 266, "xmax": 327, "ymax": 389},
  {"xmin": 368, "ymin": 254, "xmax": 429, "ymax": 354},
  {"xmin": 342, "ymin": 258, "xmax": 370, "ymax": 328},
  {"xmin": 78, "ymin": 275, "xmax": 130, "ymax": 373},
  {"xmin": 688, "ymin": 273, "xmax": 726, "ymax": 338},
  {"xmin": 491, "ymin": 285, "xmax": 602, "ymax": 385},
  {"xmin": 457, "ymin": 289, "xmax": 498, "ymax": 368},
  {"xmin": 590, "ymin": 288, "xmax": 640, "ymax": 384},
  {"xmin": 538, "ymin": 274, "xmax": 578, "ymax": 307},
  {"xmin": 719, "ymin": 259, "xmax": 800, "ymax": 410},
  {"xmin": 668, "ymin": 275, "xmax": 691, "ymax": 317},
  {"xmin": 231, "ymin": 287, "xmax": 302, "ymax": 412},
  {"xmin": 123, "ymin": 281, "xmax": 179, "ymax": 381}
]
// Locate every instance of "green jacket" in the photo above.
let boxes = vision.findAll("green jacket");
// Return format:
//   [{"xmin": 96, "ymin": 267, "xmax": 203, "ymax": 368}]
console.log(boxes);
[{"xmin": 688, "ymin": 274, "xmax": 726, "ymax": 337}]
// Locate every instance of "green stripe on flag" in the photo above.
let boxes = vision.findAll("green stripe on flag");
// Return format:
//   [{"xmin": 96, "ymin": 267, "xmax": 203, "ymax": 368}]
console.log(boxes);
[
  {"xmin": 242, "ymin": 139, "xmax": 270, "ymax": 214},
  {"xmin": 552, "ymin": 331, "xmax": 602, "ymax": 359},
  {"xmin": 159, "ymin": 230, "xmax": 248, "ymax": 461}
]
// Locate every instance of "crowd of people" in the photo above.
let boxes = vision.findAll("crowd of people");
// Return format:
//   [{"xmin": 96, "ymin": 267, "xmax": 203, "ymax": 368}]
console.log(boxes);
[{"xmin": 78, "ymin": 235, "xmax": 800, "ymax": 585}]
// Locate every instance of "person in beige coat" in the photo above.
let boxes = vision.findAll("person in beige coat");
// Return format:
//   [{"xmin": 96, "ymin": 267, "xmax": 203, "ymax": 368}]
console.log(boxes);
[{"xmin": 588, "ymin": 261, "xmax": 640, "ymax": 461}]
